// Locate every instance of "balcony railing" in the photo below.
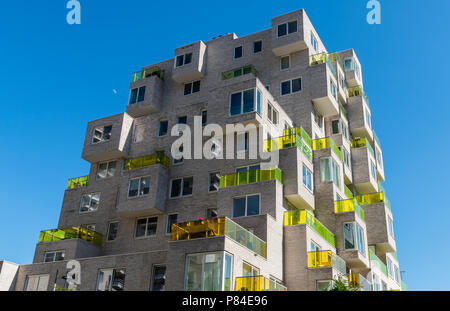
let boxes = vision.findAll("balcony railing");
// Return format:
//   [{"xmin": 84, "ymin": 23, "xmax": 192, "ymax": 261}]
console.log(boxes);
[
  {"xmin": 313, "ymin": 137, "xmax": 342, "ymax": 161},
  {"xmin": 344, "ymin": 185, "xmax": 353, "ymax": 199},
  {"xmin": 234, "ymin": 276, "xmax": 287, "ymax": 291},
  {"xmin": 283, "ymin": 126, "xmax": 312, "ymax": 148},
  {"xmin": 309, "ymin": 53, "xmax": 336, "ymax": 77},
  {"xmin": 348, "ymin": 274, "xmax": 372, "ymax": 291},
  {"xmin": 124, "ymin": 153, "xmax": 170, "ymax": 171},
  {"xmin": 327, "ymin": 52, "xmax": 345, "ymax": 73},
  {"xmin": 66, "ymin": 176, "xmax": 89, "ymax": 190},
  {"xmin": 334, "ymin": 199, "xmax": 365, "ymax": 221},
  {"xmin": 354, "ymin": 192, "xmax": 391, "ymax": 210},
  {"xmin": 284, "ymin": 210, "xmax": 335, "ymax": 247},
  {"xmin": 171, "ymin": 217, "xmax": 267, "ymax": 258},
  {"xmin": 131, "ymin": 67, "xmax": 165, "ymax": 83},
  {"xmin": 351, "ymin": 137, "xmax": 375, "ymax": 158},
  {"xmin": 264, "ymin": 134, "xmax": 312, "ymax": 162},
  {"xmin": 38, "ymin": 226, "xmax": 103, "ymax": 246},
  {"xmin": 221, "ymin": 65, "xmax": 257, "ymax": 80},
  {"xmin": 346, "ymin": 85, "xmax": 369, "ymax": 105},
  {"xmin": 369, "ymin": 249, "xmax": 388, "ymax": 276},
  {"xmin": 219, "ymin": 168, "xmax": 282, "ymax": 188},
  {"xmin": 308, "ymin": 251, "xmax": 346, "ymax": 275}
]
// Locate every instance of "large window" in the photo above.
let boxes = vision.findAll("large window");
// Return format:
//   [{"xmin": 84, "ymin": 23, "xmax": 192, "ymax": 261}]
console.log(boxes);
[
  {"xmin": 320, "ymin": 157, "xmax": 341, "ymax": 187},
  {"xmin": 79, "ymin": 193, "xmax": 100, "ymax": 213},
  {"xmin": 302, "ymin": 165, "xmax": 313, "ymax": 191},
  {"xmin": 170, "ymin": 177, "xmax": 193, "ymax": 198},
  {"xmin": 280, "ymin": 78, "xmax": 302, "ymax": 95},
  {"xmin": 135, "ymin": 217, "xmax": 158, "ymax": 238},
  {"xmin": 128, "ymin": 177, "xmax": 150, "ymax": 198},
  {"xmin": 343, "ymin": 222, "xmax": 365, "ymax": 256},
  {"xmin": 151, "ymin": 265, "xmax": 166, "ymax": 291},
  {"xmin": 96, "ymin": 269, "xmax": 126, "ymax": 291},
  {"xmin": 232, "ymin": 194, "xmax": 260, "ymax": 218},
  {"xmin": 184, "ymin": 252, "xmax": 233, "ymax": 291},
  {"xmin": 229, "ymin": 88, "xmax": 261, "ymax": 116},
  {"xmin": 44, "ymin": 251, "xmax": 65, "ymax": 263},
  {"xmin": 24, "ymin": 274, "xmax": 49, "ymax": 291},
  {"xmin": 97, "ymin": 161, "xmax": 116, "ymax": 179},
  {"xmin": 92, "ymin": 125, "xmax": 112, "ymax": 143},
  {"xmin": 175, "ymin": 53, "xmax": 192, "ymax": 67},
  {"xmin": 277, "ymin": 20, "xmax": 297, "ymax": 37}
]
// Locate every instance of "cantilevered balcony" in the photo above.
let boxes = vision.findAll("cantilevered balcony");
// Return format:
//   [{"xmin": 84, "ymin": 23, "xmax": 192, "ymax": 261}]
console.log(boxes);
[
  {"xmin": 123, "ymin": 153, "xmax": 170, "ymax": 170},
  {"xmin": 172, "ymin": 41, "xmax": 206, "ymax": 83},
  {"xmin": 334, "ymin": 199, "xmax": 365, "ymax": 221},
  {"xmin": 373, "ymin": 132, "xmax": 385, "ymax": 182},
  {"xmin": 313, "ymin": 137, "xmax": 343, "ymax": 162},
  {"xmin": 351, "ymin": 138, "xmax": 377, "ymax": 194},
  {"xmin": 271, "ymin": 10, "xmax": 308, "ymax": 56},
  {"xmin": 171, "ymin": 217, "xmax": 267, "ymax": 258},
  {"xmin": 127, "ymin": 67, "xmax": 164, "ymax": 117},
  {"xmin": 346, "ymin": 85, "xmax": 373, "ymax": 142},
  {"xmin": 348, "ymin": 274, "xmax": 372, "ymax": 291},
  {"xmin": 219, "ymin": 168, "xmax": 282, "ymax": 188},
  {"xmin": 221, "ymin": 65, "xmax": 257, "ymax": 81},
  {"xmin": 369, "ymin": 249, "xmax": 388, "ymax": 277},
  {"xmin": 307, "ymin": 251, "xmax": 346, "ymax": 275},
  {"xmin": 38, "ymin": 226, "xmax": 103, "ymax": 246},
  {"xmin": 234, "ymin": 276, "xmax": 287, "ymax": 291},
  {"xmin": 66, "ymin": 176, "xmax": 89, "ymax": 190},
  {"xmin": 310, "ymin": 54, "xmax": 340, "ymax": 117},
  {"xmin": 284, "ymin": 210, "xmax": 335, "ymax": 247}
]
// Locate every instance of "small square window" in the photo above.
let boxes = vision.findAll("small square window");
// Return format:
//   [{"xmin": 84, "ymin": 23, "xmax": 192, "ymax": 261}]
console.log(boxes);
[
  {"xmin": 234, "ymin": 46, "xmax": 242, "ymax": 59},
  {"xmin": 280, "ymin": 56, "xmax": 290, "ymax": 70},
  {"xmin": 135, "ymin": 217, "xmax": 158, "ymax": 238},
  {"xmin": 277, "ymin": 24, "xmax": 287, "ymax": 37},
  {"xmin": 92, "ymin": 125, "xmax": 112, "ymax": 143},
  {"xmin": 158, "ymin": 120, "xmax": 168, "ymax": 136},
  {"xmin": 253, "ymin": 41, "xmax": 262, "ymax": 53}
]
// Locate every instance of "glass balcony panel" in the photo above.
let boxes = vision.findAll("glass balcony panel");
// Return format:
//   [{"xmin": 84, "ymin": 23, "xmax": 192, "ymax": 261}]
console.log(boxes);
[
  {"xmin": 66, "ymin": 176, "xmax": 89, "ymax": 189},
  {"xmin": 38, "ymin": 226, "xmax": 102, "ymax": 246},
  {"xmin": 234, "ymin": 276, "xmax": 287, "ymax": 291}
]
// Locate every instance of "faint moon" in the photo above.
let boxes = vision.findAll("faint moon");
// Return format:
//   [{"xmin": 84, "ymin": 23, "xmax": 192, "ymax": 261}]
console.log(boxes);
[{"xmin": 112, "ymin": 89, "xmax": 117, "ymax": 94}]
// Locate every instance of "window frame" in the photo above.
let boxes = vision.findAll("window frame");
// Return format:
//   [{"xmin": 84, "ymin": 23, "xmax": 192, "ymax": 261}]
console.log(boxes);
[
  {"xmin": 158, "ymin": 120, "xmax": 168, "ymax": 137},
  {"xmin": 184, "ymin": 80, "xmax": 201, "ymax": 95},
  {"xmin": 135, "ymin": 216, "xmax": 158, "ymax": 239},
  {"xmin": 166, "ymin": 213, "xmax": 178, "ymax": 235},
  {"xmin": 229, "ymin": 87, "xmax": 261, "ymax": 117},
  {"xmin": 267, "ymin": 101, "xmax": 279, "ymax": 125},
  {"xmin": 43, "ymin": 250, "xmax": 65, "ymax": 263},
  {"xmin": 96, "ymin": 160, "xmax": 117, "ymax": 179},
  {"xmin": 277, "ymin": 20, "xmax": 298, "ymax": 37},
  {"xmin": 253, "ymin": 40, "xmax": 262, "ymax": 53},
  {"xmin": 208, "ymin": 171, "xmax": 220, "ymax": 193},
  {"xmin": 234, "ymin": 46, "xmax": 243, "ymax": 59},
  {"xmin": 302, "ymin": 165, "xmax": 313, "ymax": 192},
  {"xmin": 107, "ymin": 221, "xmax": 119, "ymax": 241},
  {"xmin": 79, "ymin": 192, "xmax": 100, "ymax": 214},
  {"xmin": 174, "ymin": 53, "xmax": 192, "ymax": 68},
  {"xmin": 232, "ymin": 193, "xmax": 261, "ymax": 218},
  {"xmin": 280, "ymin": 55, "xmax": 290, "ymax": 70},
  {"xmin": 280, "ymin": 77, "xmax": 302, "ymax": 96},
  {"xmin": 169, "ymin": 176, "xmax": 194, "ymax": 199},
  {"xmin": 127, "ymin": 176, "xmax": 151, "ymax": 199},
  {"xmin": 92, "ymin": 125, "xmax": 112, "ymax": 144},
  {"xmin": 150, "ymin": 264, "xmax": 167, "ymax": 291}
]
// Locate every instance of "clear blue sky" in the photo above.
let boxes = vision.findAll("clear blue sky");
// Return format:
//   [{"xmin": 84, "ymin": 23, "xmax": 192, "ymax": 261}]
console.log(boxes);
[{"xmin": 0, "ymin": 0, "xmax": 448, "ymax": 291}]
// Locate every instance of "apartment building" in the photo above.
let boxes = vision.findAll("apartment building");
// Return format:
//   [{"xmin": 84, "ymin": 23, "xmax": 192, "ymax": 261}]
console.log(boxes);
[{"xmin": 0, "ymin": 9, "xmax": 407, "ymax": 292}]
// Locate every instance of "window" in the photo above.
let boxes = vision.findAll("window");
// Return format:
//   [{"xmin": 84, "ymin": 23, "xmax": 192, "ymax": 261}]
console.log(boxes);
[
  {"xmin": 24, "ymin": 274, "xmax": 50, "ymax": 291},
  {"xmin": 128, "ymin": 177, "xmax": 150, "ymax": 198},
  {"xmin": 185, "ymin": 252, "xmax": 232, "ymax": 291},
  {"xmin": 97, "ymin": 161, "xmax": 116, "ymax": 179},
  {"xmin": 236, "ymin": 132, "xmax": 249, "ymax": 153},
  {"xmin": 310, "ymin": 240, "xmax": 321, "ymax": 252},
  {"xmin": 313, "ymin": 107, "xmax": 323, "ymax": 128},
  {"xmin": 242, "ymin": 262, "xmax": 260, "ymax": 277},
  {"xmin": 96, "ymin": 269, "xmax": 126, "ymax": 291},
  {"xmin": 184, "ymin": 80, "xmax": 200, "ymax": 95},
  {"xmin": 375, "ymin": 147, "xmax": 383, "ymax": 169},
  {"xmin": 135, "ymin": 217, "xmax": 158, "ymax": 238},
  {"xmin": 201, "ymin": 110, "xmax": 207, "ymax": 126},
  {"xmin": 107, "ymin": 222, "xmax": 119, "ymax": 241},
  {"xmin": 177, "ymin": 116, "xmax": 187, "ymax": 125},
  {"xmin": 170, "ymin": 177, "xmax": 193, "ymax": 198},
  {"xmin": 342, "ymin": 147, "xmax": 351, "ymax": 169},
  {"xmin": 387, "ymin": 258, "xmax": 393, "ymax": 278},
  {"xmin": 175, "ymin": 53, "xmax": 192, "ymax": 67},
  {"xmin": 381, "ymin": 281, "xmax": 387, "ymax": 291},
  {"xmin": 166, "ymin": 214, "xmax": 178, "ymax": 234},
  {"xmin": 364, "ymin": 108, "xmax": 372, "ymax": 128},
  {"xmin": 280, "ymin": 78, "xmax": 302, "ymax": 95},
  {"xmin": 253, "ymin": 41, "xmax": 262, "ymax": 53},
  {"xmin": 80, "ymin": 193, "xmax": 100, "ymax": 213},
  {"xmin": 370, "ymin": 161, "xmax": 376, "ymax": 180},
  {"xmin": 173, "ymin": 145, "xmax": 184, "ymax": 164},
  {"xmin": 316, "ymin": 280, "xmax": 333, "ymax": 291},
  {"xmin": 330, "ymin": 79, "xmax": 337, "ymax": 99},
  {"xmin": 394, "ymin": 265, "xmax": 400, "ymax": 283},
  {"xmin": 151, "ymin": 265, "xmax": 166, "ymax": 291},
  {"xmin": 129, "ymin": 86, "xmax": 146, "ymax": 105},
  {"xmin": 277, "ymin": 20, "xmax": 297, "ymax": 37},
  {"xmin": 267, "ymin": 102, "xmax": 279, "ymax": 125},
  {"xmin": 44, "ymin": 251, "xmax": 65, "ymax": 263},
  {"xmin": 320, "ymin": 157, "xmax": 340, "ymax": 187},
  {"xmin": 206, "ymin": 207, "xmax": 218, "ymax": 219},
  {"xmin": 302, "ymin": 165, "xmax": 313, "ymax": 191},
  {"xmin": 133, "ymin": 124, "xmax": 145, "ymax": 143},
  {"xmin": 280, "ymin": 56, "xmax": 290, "ymax": 70},
  {"xmin": 209, "ymin": 172, "xmax": 220, "ymax": 192},
  {"xmin": 229, "ymin": 88, "xmax": 261, "ymax": 116},
  {"xmin": 331, "ymin": 119, "xmax": 349, "ymax": 140},
  {"xmin": 234, "ymin": 46, "xmax": 242, "ymax": 58},
  {"xmin": 343, "ymin": 222, "xmax": 365, "ymax": 255},
  {"xmin": 310, "ymin": 33, "xmax": 318, "ymax": 51},
  {"xmin": 372, "ymin": 274, "xmax": 379, "ymax": 291},
  {"xmin": 92, "ymin": 125, "xmax": 112, "ymax": 143},
  {"xmin": 344, "ymin": 57, "xmax": 361, "ymax": 79},
  {"xmin": 388, "ymin": 217, "xmax": 395, "ymax": 237},
  {"xmin": 158, "ymin": 120, "xmax": 168, "ymax": 136},
  {"xmin": 232, "ymin": 194, "xmax": 260, "ymax": 218}
]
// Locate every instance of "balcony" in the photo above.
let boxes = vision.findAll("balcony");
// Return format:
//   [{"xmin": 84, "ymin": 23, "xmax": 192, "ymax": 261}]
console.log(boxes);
[
  {"xmin": 284, "ymin": 210, "xmax": 335, "ymax": 247},
  {"xmin": 310, "ymin": 58, "xmax": 340, "ymax": 117},
  {"xmin": 38, "ymin": 226, "xmax": 103, "ymax": 246},
  {"xmin": 264, "ymin": 133, "xmax": 312, "ymax": 162},
  {"xmin": 172, "ymin": 41, "xmax": 206, "ymax": 83},
  {"xmin": 351, "ymin": 138, "xmax": 377, "ymax": 194},
  {"xmin": 221, "ymin": 65, "xmax": 257, "ymax": 81},
  {"xmin": 307, "ymin": 251, "xmax": 346, "ymax": 275},
  {"xmin": 369, "ymin": 249, "xmax": 388, "ymax": 276},
  {"xmin": 219, "ymin": 168, "xmax": 282, "ymax": 188},
  {"xmin": 334, "ymin": 199, "xmax": 365, "ymax": 221},
  {"xmin": 313, "ymin": 137, "xmax": 342, "ymax": 161},
  {"xmin": 309, "ymin": 53, "xmax": 336, "ymax": 77},
  {"xmin": 171, "ymin": 217, "xmax": 267, "ymax": 258},
  {"xmin": 348, "ymin": 274, "xmax": 372, "ymax": 291},
  {"xmin": 127, "ymin": 69, "xmax": 164, "ymax": 117},
  {"xmin": 66, "ymin": 176, "xmax": 89, "ymax": 190},
  {"xmin": 271, "ymin": 10, "xmax": 308, "ymax": 56},
  {"xmin": 82, "ymin": 113, "xmax": 133, "ymax": 163},
  {"xmin": 355, "ymin": 192, "xmax": 391, "ymax": 211},
  {"xmin": 347, "ymin": 87, "xmax": 373, "ymax": 142},
  {"xmin": 234, "ymin": 276, "xmax": 287, "ymax": 291},
  {"xmin": 351, "ymin": 138, "xmax": 374, "ymax": 158},
  {"xmin": 124, "ymin": 153, "xmax": 170, "ymax": 171}
]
